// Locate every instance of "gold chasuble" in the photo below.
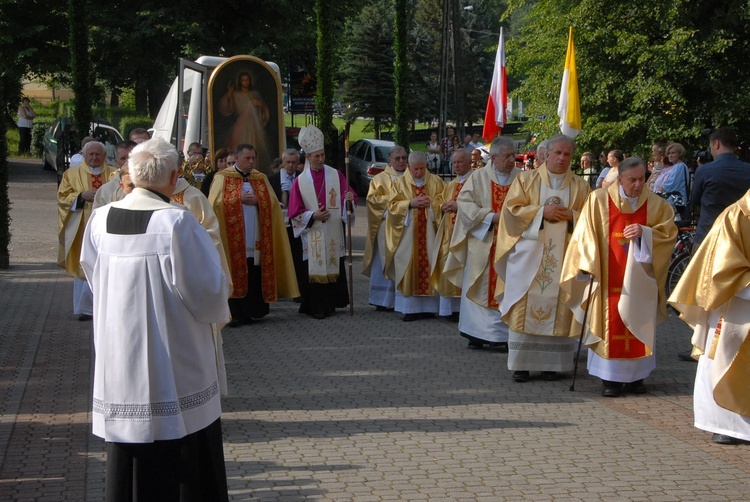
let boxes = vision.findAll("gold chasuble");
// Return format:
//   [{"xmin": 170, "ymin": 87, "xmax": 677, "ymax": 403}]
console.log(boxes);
[
  {"xmin": 363, "ymin": 164, "xmax": 401, "ymax": 277},
  {"xmin": 493, "ymin": 165, "xmax": 590, "ymax": 336},
  {"xmin": 444, "ymin": 166, "xmax": 521, "ymax": 308},
  {"xmin": 171, "ymin": 178, "xmax": 231, "ymax": 292},
  {"xmin": 58, "ymin": 162, "xmax": 117, "ymax": 279},
  {"xmin": 385, "ymin": 170, "xmax": 446, "ymax": 296},
  {"xmin": 430, "ymin": 175, "xmax": 470, "ymax": 297},
  {"xmin": 560, "ymin": 184, "xmax": 676, "ymax": 359},
  {"xmin": 209, "ymin": 168, "xmax": 298, "ymax": 300},
  {"xmin": 669, "ymin": 191, "xmax": 750, "ymax": 416}
]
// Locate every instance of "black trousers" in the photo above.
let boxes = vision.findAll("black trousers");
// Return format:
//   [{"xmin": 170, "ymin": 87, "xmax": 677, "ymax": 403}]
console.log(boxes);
[
  {"xmin": 105, "ymin": 418, "xmax": 228, "ymax": 502},
  {"xmin": 228, "ymin": 257, "xmax": 269, "ymax": 322},
  {"xmin": 18, "ymin": 126, "xmax": 32, "ymax": 155}
]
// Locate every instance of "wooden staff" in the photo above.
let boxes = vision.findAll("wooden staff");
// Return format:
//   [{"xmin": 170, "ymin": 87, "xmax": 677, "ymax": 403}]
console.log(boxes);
[
  {"xmin": 344, "ymin": 122, "xmax": 354, "ymax": 316},
  {"xmin": 570, "ymin": 273, "xmax": 596, "ymax": 392}
]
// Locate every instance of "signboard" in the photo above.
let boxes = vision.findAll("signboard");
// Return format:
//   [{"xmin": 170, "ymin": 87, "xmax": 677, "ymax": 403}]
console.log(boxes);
[{"xmin": 289, "ymin": 70, "xmax": 317, "ymax": 114}]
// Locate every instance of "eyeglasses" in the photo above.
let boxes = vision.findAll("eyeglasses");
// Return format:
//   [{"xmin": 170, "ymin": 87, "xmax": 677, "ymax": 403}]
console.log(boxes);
[{"xmin": 394, "ymin": 156, "xmax": 407, "ymax": 161}]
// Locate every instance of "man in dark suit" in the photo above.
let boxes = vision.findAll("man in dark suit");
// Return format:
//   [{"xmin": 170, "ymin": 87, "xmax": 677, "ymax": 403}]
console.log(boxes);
[
  {"xmin": 691, "ymin": 127, "xmax": 750, "ymax": 248},
  {"xmin": 268, "ymin": 149, "xmax": 306, "ymax": 299},
  {"xmin": 678, "ymin": 127, "xmax": 750, "ymax": 362}
]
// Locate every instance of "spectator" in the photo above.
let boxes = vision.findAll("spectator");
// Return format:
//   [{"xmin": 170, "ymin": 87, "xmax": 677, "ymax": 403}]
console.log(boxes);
[{"xmin": 17, "ymin": 97, "xmax": 35, "ymax": 155}]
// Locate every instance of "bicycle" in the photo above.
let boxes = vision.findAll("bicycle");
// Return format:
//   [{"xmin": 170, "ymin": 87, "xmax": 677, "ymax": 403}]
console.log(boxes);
[{"xmin": 666, "ymin": 225, "xmax": 695, "ymax": 302}]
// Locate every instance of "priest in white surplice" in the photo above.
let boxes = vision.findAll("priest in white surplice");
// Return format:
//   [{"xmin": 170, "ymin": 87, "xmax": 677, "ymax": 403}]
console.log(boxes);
[
  {"xmin": 561, "ymin": 157, "xmax": 677, "ymax": 397},
  {"xmin": 444, "ymin": 137, "xmax": 521, "ymax": 350},
  {"xmin": 363, "ymin": 146, "xmax": 408, "ymax": 311},
  {"xmin": 493, "ymin": 135, "xmax": 591, "ymax": 383},
  {"xmin": 80, "ymin": 139, "xmax": 231, "ymax": 500}
]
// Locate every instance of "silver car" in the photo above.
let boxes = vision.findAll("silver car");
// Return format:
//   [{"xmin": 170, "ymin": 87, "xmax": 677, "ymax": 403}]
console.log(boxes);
[
  {"xmin": 42, "ymin": 118, "xmax": 123, "ymax": 184},
  {"xmin": 347, "ymin": 138, "xmax": 397, "ymax": 195}
]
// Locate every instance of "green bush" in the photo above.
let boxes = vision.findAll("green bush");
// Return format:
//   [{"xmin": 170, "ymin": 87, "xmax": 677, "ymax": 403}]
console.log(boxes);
[{"xmin": 119, "ymin": 116, "xmax": 153, "ymax": 140}]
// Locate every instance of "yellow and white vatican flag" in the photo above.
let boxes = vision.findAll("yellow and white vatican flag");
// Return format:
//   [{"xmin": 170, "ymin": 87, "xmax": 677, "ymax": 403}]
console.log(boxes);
[{"xmin": 557, "ymin": 26, "xmax": 581, "ymax": 138}]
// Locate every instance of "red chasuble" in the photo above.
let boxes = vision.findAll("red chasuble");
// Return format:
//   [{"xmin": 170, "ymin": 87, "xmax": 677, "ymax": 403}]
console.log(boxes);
[
  {"xmin": 488, "ymin": 182, "xmax": 511, "ymax": 309},
  {"xmin": 607, "ymin": 198, "xmax": 648, "ymax": 358}
]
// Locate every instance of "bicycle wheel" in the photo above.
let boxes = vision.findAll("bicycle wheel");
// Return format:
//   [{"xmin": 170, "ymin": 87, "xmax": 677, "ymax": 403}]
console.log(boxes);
[{"xmin": 667, "ymin": 253, "xmax": 691, "ymax": 299}]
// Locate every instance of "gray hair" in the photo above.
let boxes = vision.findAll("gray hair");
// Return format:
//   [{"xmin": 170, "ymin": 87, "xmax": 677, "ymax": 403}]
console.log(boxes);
[
  {"xmin": 536, "ymin": 140, "xmax": 549, "ymax": 157},
  {"xmin": 547, "ymin": 134, "xmax": 576, "ymax": 152},
  {"xmin": 281, "ymin": 148, "xmax": 300, "ymax": 161},
  {"xmin": 618, "ymin": 156, "xmax": 646, "ymax": 175},
  {"xmin": 129, "ymin": 138, "xmax": 180, "ymax": 188},
  {"xmin": 408, "ymin": 150, "xmax": 427, "ymax": 164},
  {"xmin": 390, "ymin": 146, "xmax": 407, "ymax": 158},
  {"xmin": 452, "ymin": 148, "xmax": 470, "ymax": 162},
  {"xmin": 82, "ymin": 140, "xmax": 106, "ymax": 156},
  {"xmin": 490, "ymin": 136, "xmax": 516, "ymax": 156}
]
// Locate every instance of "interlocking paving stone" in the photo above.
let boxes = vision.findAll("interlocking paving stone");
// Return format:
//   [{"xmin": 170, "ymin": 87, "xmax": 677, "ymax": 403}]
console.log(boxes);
[{"xmin": 2, "ymin": 159, "xmax": 750, "ymax": 500}]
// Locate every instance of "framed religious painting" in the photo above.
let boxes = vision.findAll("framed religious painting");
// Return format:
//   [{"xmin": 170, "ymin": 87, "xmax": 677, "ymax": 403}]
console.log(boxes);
[{"xmin": 208, "ymin": 56, "xmax": 284, "ymax": 175}]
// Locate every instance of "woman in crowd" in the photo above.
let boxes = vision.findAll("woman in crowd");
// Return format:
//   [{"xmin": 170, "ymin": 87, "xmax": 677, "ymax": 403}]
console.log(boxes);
[{"xmin": 598, "ymin": 149, "xmax": 624, "ymax": 189}]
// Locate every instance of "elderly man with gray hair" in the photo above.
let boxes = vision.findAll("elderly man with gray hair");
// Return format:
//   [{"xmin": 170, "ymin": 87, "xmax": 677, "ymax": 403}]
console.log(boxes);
[
  {"xmin": 57, "ymin": 140, "xmax": 117, "ymax": 321},
  {"xmin": 384, "ymin": 150, "xmax": 447, "ymax": 321},
  {"xmin": 534, "ymin": 139, "xmax": 549, "ymax": 168},
  {"xmin": 493, "ymin": 134, "xmax": 591, "ymax": 383},
  {"xmin": 81, "ymin": 138, "xmax": 231, "ymax": 500},
  {"xmin": 364, "ymin": 145, "xmax": 408, "ymax": 311},
  {"xmin": 444, "ymin": 136, "xmax": 522, "ymax": 350}
]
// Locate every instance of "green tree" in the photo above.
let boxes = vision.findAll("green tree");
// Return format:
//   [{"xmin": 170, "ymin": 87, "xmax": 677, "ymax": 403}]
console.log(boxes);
[
  {"xmin": 341, "ymin": 0, "xmax": 396, "ymax": 137},
  {"xmin": 506, "ymin": 0, "xmax": 750, "ymax": 155}
]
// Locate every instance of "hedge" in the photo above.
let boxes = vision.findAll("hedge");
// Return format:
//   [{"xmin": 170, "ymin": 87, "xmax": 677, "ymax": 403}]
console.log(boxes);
[{"xmin": 119, "ymin": 116, "xmax": 153, "ymax": 140}]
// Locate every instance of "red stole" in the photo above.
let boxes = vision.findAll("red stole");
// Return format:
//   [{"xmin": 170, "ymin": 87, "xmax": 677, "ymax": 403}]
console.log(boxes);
[
  {"xmin": 607, "ymin": 197, "xmax": 648, "ymax": 358},
  {"xmin": 222, "ymin": 177, "xmax": 249, "ymax": 297},
  {"xmin": 488, "ymin": 182, "xmax": 510, "ymax": 309},
  {"xmin": 412, "ymin": 184, "xmax": 431, "ymax": 295},
  {"xmin": 171, "ymin": 190, "xmax": 184, "ymax": 205}
]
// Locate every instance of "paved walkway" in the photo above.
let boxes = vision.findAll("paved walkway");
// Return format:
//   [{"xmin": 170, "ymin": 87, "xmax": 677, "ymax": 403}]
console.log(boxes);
[{"xmin": 1, "ymin": 159, "xmax": 748, "ymax": 500}]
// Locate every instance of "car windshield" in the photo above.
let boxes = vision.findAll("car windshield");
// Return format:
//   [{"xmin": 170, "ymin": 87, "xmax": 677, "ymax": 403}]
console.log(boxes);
[{"xmin": 374, "ymin": 147, "xmax": 390, "ymax": 163}]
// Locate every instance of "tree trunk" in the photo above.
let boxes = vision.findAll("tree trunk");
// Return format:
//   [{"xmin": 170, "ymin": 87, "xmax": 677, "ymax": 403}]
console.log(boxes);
[
  {"xmin": 393, "ymin": 0, "xmax": 410, "ymax": 148},
  {"xmin": 0, "ymin": 75, "xmax": 11, "ymax": 269},
  {"xmin": 315, "ymin": 0, "xmax": 336, "ymax": 160},
  {"xmin": 135, "ymin": 79, "xmax": 148, "ymax": 116},
  {"xmin": 68, "ymin": 0, "xmax": 93, "ymax": 148}
]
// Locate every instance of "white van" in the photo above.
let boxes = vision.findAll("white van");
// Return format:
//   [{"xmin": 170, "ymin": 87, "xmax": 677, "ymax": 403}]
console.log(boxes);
[{"xmin": 151, "ymin": 56, "xmax": 282, "ymax": 159}]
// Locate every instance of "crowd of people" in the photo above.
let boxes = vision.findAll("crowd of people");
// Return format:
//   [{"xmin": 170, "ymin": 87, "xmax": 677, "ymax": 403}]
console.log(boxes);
[{"xmin": 54, "ymin": 123, "xmax": 750, "ymax": 497}]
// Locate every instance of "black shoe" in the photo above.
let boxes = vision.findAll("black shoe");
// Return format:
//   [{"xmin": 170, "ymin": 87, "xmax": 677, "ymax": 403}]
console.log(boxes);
[
  {"xmin": 602, "ymin": 380, "xmax": 622, "ymax": 397},
  {"xmin": 490, "ymin": 342, "xmax": 509, "ymax": 353},
  {"xmin": 678, "ymin": 350, "xmax": 697, "ymax": 362},
  {"xmin": 467, "ymin": 339, "xmax": 484, "ymax": 350},
  {"xmin": 513, "ymin": 371, "xmax": 530, "ymax": 383},
  {"xmin": 375, "ymin": 306, "xmax": 388, "ymax": 312},
  {"xmin": 403, "ymin": 313, "xmax": 420, "ymax": 322},
  {"xmin": 627, "ymin": 379, "xmax": 647, "ymax": 394},
  {"xmin": 419, "ymin": 312, "xmax": 436, "ymax": 319},
  {"xmin": 78, "ymin": 314, "xmax": 93, "ymax": 322},
  {"xmin": 312, "ymin": 312, "xmax": 326, "ymax": 320},
  {"xmin": 542, "ymin": 371, "xmax": 558, "ymax": 381},
  {"xmin": 711, "ymin": 433, "xmax": 750, "ymax": 445},
  {"xmin": 448, "ymin": 312, "xmax": 460, "ymax": 323}
]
